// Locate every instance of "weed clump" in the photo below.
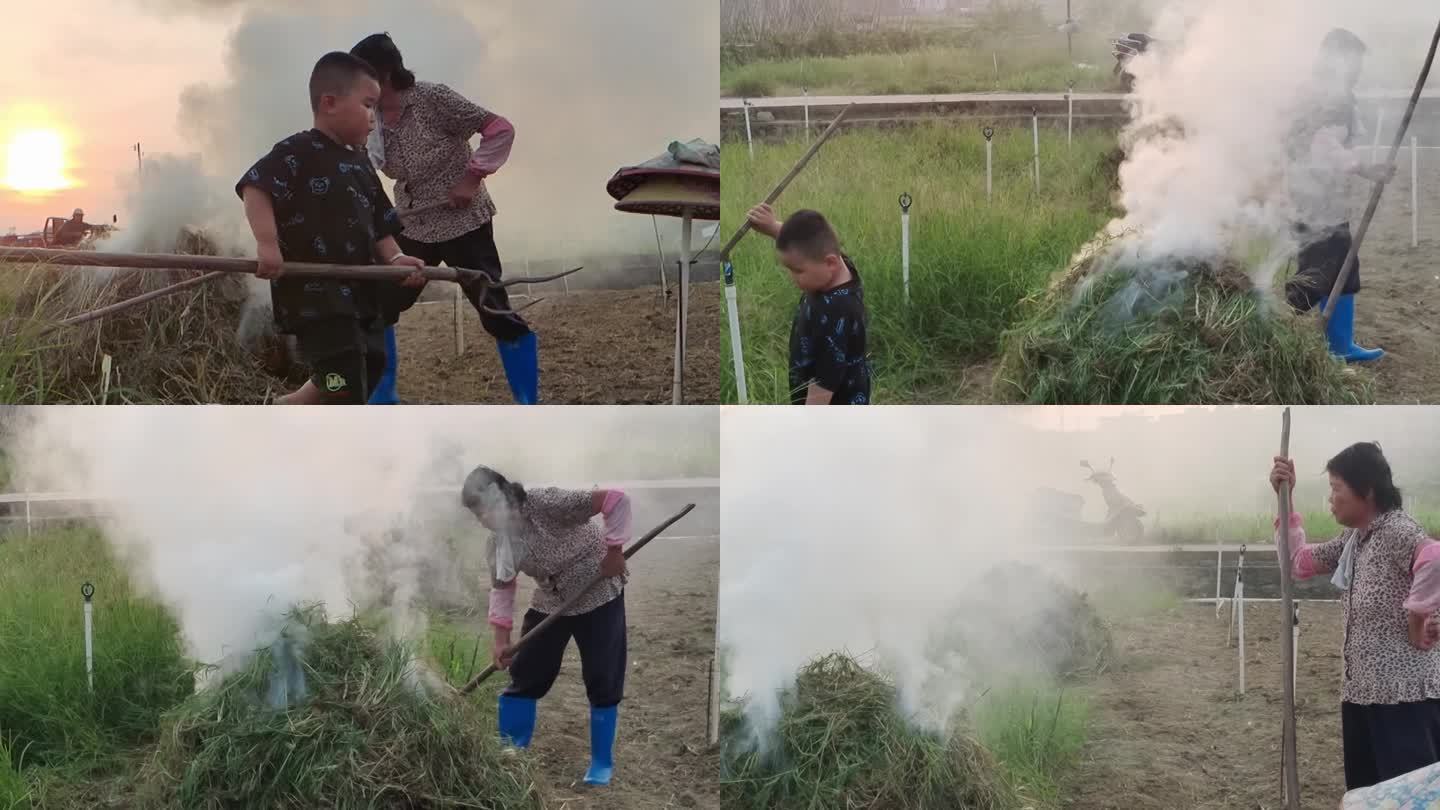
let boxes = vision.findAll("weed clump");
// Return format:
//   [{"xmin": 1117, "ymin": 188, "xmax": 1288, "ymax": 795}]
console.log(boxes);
[
  {"xmin": 143, "ymin": 606, "xmax": 540, "ymax": 809},
  {"xmin": 996, "ymin": 245, "xmax": 1371, "ymax": 404},
  {"xmin": 721, "ymin": 653, "xmax": 1015, "ymax": 810}
]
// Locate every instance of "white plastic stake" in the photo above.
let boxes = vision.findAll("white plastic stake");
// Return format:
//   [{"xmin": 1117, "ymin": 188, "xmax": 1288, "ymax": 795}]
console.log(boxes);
[
  {"xmin": 900, "ymin": 193, "xmax": 912, "ymax": 306},
  {"xmin": 100, "ymin": 354, "xmax": 113, "ymax": 404},
  {"xmin": 1373, "ymin": 107, "xmax": 1384, "ymax": 163},
  {"xmin": 983, "ymin": 127, "xmax": 995, "ymax": 203},
  {"xmin": 1292, "ymin": 603, "xmax": 1300, "ymax": 694},
  {"xmin": 1032, "ymin": 109, "xmax": 1041, "ymax": 191},
  {"xmin": 672, "ymin": 209, "xmax": 693, "ymax": 405},
  {"xmin": 82, "ymin": 582, "xmax": 95, "ymax": 692},
  {"xmin": 453, "ymin": 284, "xmax": 464, "ymax": 357},
  {"xmin": 1413, "ymin": 136, "xmax": 1420, "ymax": 248},
  {"xmin": 724, "ymin": 261, "xmax": 748, "ymax": 404},
  {"xmin": 743, "ymin": 100, "xmax": 754, "ymax": 160},
  {"xmin": 1067, "ymin": 84, "xmax": 1075, "ymax": 147},
  {"xmin": 803, "ymin": 87, "xmax": 810, "ymax": 143},
  {"xmin": 708, "ymin": 639, "xmax": 721, "ymax": 745},
  {"xmin": 1214, "ymin": 529, "xmax": 1223, "ymax": 609},
  {"xmin": 1237, "ymin": 568, "xmax": 1246, "ymax": 694}
]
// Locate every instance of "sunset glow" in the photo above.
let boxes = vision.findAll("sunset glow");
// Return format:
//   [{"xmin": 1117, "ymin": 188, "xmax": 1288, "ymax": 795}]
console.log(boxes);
[{"xmin": 3, "ymin": 129, "xmax": 73, "ymax": 194}]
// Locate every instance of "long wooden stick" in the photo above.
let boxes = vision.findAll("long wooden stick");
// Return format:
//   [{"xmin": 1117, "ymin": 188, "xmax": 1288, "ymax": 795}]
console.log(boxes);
[
  {"xmin": 457, "ymin": 503, "xmax": 697, "ymax": 696},
  {"xmin": 39, "ymin": 271, "xmax": 226, "ymax": 334},
  {"xmin": 398, "ymin": 199, "xmax": 454, "ymax": 222},
  {"xmin": 1320, "ymin": 17, "xmax": 1440, "ymax": 326},
  {"xmin": 0, "ymin": 246, "xmax": 583, "ymax": 285},
  {"xmin": 1277, "ymin": 407, "xmax": 1301, "ymax": 809},
  {"xmin": 719, "ymin": 103, "xmax": 855, "ymax": 259}
]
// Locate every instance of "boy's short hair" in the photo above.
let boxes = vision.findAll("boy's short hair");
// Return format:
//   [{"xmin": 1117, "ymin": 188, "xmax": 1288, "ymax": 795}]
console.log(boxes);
[
  {"xmin": 309, "ymin": 51, "xmax": 379, "ymax": 113},
  {"xmin": 776, "ymin": 209, "xmax": 841, "ymax": 262},
  {"xmin": 1320, "ymin": 28, "xmax": 1367, "ymax": 58}
]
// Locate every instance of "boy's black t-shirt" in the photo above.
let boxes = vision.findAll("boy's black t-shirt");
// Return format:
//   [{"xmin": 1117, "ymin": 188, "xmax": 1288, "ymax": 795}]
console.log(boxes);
[
  {"xmin": 235, "ymin": 129, "xmax": 404, "ymax": 334},
  {"xmin": 789, "ymin": 255, "xmax": 870, "ymax": 405}
]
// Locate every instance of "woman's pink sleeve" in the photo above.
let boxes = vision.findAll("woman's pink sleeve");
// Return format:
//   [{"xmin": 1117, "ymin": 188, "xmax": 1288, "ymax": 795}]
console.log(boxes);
[
  {"xmin": 599, "ymin": 490, "xmax": 631, "ymax": 549},
  {"xmin": 1275, "ymin": 511, "xmax": 1321, "ymax": 579},
  {"xmin": 1405, "ymin": 541, "xmax": 1440, "ymax": 614},
  {"xmin": 488, "ymin": 579, "xmax": 518, "ymax": 630},
  {"xmin": 467, "ymin": 116, "xmax": 514, "ymax": 178}
]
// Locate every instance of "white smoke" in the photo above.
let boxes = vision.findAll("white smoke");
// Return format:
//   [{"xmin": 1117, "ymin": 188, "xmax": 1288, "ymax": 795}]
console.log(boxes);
[
  {"xmin": 1113, "ymin": 0, "xmax": 1439, "ymax": 268},
  {"xmin": 122, "ymin": 0, "xmax": 716, "ymax": 269},
  {"xmin": 6, "ymin": 405, "xmax": 716, "ymax": 675}
]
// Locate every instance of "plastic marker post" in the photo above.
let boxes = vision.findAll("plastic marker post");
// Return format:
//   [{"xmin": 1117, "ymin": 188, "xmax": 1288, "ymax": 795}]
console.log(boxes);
[
  {"xmin": 1413, "ymin": 136, "xmax": 1420, "ymax": 247},
  {"xmin": 1067, "ymin": 82, "xmax": 1075, "ymax": 147},
  {"xmin": 1032, "ymin": 108, "xmax": 1041, "ymax": 191},
  {"xmin": 724, "ymin": 261, "xmax": 748, "ymax": 404},
  {"xmin": 803, "ymin": 87, "xmax": 810, "ymax": 143},
  {"xmin": 1292, "ymin": 603, "xmax": 1300, "ymax": 693},
  {"xmin": 82, "ymin": 582, "xmax": 95, "ymax": 692},
  {"xmin": 1237, "ymin": 565, "xmax": 1246, "ymax": 694},
  {"xmin": 900, "ymin": 192, "xmax": 913, "ymax": 306},
  {"xmin": 984, "ymin": 127, "xmax": 995, "ymax": 203},
  {"xmin": 743, "ymin": 100, "xmax": 754, "ymax": 160}
]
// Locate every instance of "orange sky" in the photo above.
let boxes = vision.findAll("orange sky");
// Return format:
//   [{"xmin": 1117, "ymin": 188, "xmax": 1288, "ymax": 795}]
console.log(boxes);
[{"xmin": 0, "ymin": 2, "xmax": 235, "ymax": 232}]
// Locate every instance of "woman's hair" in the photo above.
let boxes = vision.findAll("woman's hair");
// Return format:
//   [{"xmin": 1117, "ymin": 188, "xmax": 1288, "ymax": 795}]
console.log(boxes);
[
  {"xmin": 461, "ymin": 465, "xmax": 527, "ymax": 515},
  {"xmin": 350, "ymin": 32, "xmax": 416, "ymax": 91},
  {"xmin": 1326, "ymin": 441, "xmax": 1403, "ymax": 512}
]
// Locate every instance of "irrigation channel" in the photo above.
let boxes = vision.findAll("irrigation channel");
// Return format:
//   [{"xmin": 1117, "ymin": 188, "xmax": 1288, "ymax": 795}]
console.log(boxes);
[{"xmin": 719, "ymin": 90, "xmax": 1440, "ymax": 141}]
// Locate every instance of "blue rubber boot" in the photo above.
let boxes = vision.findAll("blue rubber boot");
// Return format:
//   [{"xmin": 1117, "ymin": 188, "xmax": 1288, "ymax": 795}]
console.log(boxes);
[
  {"xmin": 1320, "ymin": 294, "xmax": 1385, "ymax": 363},
  {"xmin": 367, "ymin": 326, "xmax": 400, "ymax": 404},
  {"xmin": 496, "ymin": 331, "xmax": 539, "ymax": 404},
  {"xmin": 497, "ymin": 695, "xmax": 536, "ymax": 749},
  {"xmin": 582, "ymin": 705, "xmax": 618, "ymax": 786}
]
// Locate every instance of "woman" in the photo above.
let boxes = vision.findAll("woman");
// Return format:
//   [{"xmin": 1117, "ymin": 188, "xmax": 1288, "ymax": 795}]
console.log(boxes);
[
  {"xmin": 461, "ymin": 465, "xmax": 632, "ymax": 786},
  {"xmin": 1271, "ymin": 442, "xmax": 1440, "ymax": 792},
  {"xmin": 350, "ymin": 33, "xmax": 537, "ymax": 404}
]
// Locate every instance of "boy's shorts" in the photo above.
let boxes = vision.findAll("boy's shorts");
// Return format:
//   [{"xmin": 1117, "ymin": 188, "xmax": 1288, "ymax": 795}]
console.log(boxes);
[{"xmin": 294, "ymin": 318, "xmax": 387, "ymax": 405}]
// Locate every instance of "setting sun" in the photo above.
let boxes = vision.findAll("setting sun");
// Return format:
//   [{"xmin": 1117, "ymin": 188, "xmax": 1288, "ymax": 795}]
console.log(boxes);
[{"xmin": 3, "ymin": 129, "xmax": 73, "ymax": 193}]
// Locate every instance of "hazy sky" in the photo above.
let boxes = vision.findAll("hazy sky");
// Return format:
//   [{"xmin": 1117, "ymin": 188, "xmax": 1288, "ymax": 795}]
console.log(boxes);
[
  {"xmin": 0, "ymin": 0, "xmax": 720, "ymax": 260},
  {"xmin": 0, "ymin": 2, "xmax": 236, "ymax": 231}
]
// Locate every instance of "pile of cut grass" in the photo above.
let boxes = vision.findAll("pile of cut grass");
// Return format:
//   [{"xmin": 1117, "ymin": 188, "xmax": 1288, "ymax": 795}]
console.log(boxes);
[
  {"xmin": 996, "ymin": 248, "xmax": 1372, "ymax": 404},
  {"xmin": 142, "ymin": 605, "xmax": 540, "ymax": 809},
  {"xmin": 721, "ymin": 653, "xmax": 1016, "ymax": 810},
  {"xmin": 0, "ymin": 229, "xmax": 300, "ymax": 404}
]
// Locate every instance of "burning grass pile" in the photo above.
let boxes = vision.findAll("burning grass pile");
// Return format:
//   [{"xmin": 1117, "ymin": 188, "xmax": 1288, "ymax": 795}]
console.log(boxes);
[
  {"xmin": 720, "ymin": 653, "xmax": 1016, "ymax": 810},
  {"xmin": 0, "ymin": 228, "xmax": 299, "ymax": 404},
  {"xmin": 995, "ymin": 246, "xmax": 1371, "ymax": 404},
  {"xmin": 141, "ymin": 606, "xmax": 540, "ymax": 810},
  {"xmin": 930, "ymin": 562, "xmax": 1113, "ymax": 683}
]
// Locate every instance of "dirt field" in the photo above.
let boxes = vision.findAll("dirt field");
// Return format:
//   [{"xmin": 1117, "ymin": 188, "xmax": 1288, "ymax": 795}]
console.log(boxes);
[
  {"xmin": 395, "ymin": 283, "xmax": 721, "ymax": 404},
  {"xmin": 1067, "ymin": 601, "xmax": 1346, "ymax": 810},
  {"xmin": 1350, "ymin": 149, "xmax": 1440, "ymax": 404},
  {"xmin": 464, "ymin": 528, "xmax": 720, "ymax": 810}
]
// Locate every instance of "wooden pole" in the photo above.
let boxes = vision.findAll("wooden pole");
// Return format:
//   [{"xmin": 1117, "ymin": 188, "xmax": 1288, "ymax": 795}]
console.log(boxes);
[
  {"xmin": 457, "ymin": 504, "xmax": 696, "ymax": 696},
  {"xmin": 1277, "ymin": 407, "xmax": 1301, "ymax": 809},
  {"xmin": 1320, "ymin": 15, "xmax": 1440, "ymax": 326},
  {"xmin": 40, "ymin": 271, "xmax": 226, "ymax": 334},
  {"xmin": 719, "ymin": 103, "xmax": 855, "ymax": 259}
]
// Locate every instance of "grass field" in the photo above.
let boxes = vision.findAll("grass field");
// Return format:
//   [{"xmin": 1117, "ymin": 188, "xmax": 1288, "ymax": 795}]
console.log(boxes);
[
  {"xmin": 0, "ymin": 527, "xmax": 522, "ymax": 808},
  {"xmin": 724, "ymin": 39, "xmax": 1122, "ymax": 98},
  {"xmin": 721, "ymin": 124, "xmax": 1115, "ymax": 403}
]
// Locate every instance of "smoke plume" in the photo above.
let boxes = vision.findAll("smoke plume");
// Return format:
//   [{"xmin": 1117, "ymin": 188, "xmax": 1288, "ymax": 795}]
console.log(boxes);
[
  {"xmin": 1113, "ymin": 0, "xmax": 1439, "ymax": 267},
  {"xmin": 126, "ymin": 0, "xmax": 716, "ymax": 267},
  {"xmin": 6, "ymin": 406, "xmax": 716, "ymax": 677}
]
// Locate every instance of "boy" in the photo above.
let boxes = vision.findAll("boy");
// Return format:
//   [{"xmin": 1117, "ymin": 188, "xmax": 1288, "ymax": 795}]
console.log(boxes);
[
  {"xmin": 236, "ymin": 51, "xmax": 427, "ymax": 404},
  {"xmin": 746, "ymin": 203, "xmax": 871, "ymax": 405},
  {"xmin": 1284, "ymin": 28, "xmax": 1396, "ymax": 363}
]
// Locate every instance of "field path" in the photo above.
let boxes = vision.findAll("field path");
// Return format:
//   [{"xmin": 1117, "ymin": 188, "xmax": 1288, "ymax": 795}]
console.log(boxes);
[{"xmin": 1065, "ymin": 602, "xmax": 1345, "ymax": 810}]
